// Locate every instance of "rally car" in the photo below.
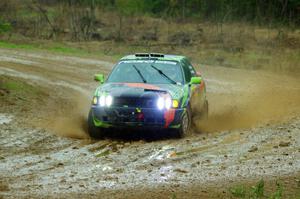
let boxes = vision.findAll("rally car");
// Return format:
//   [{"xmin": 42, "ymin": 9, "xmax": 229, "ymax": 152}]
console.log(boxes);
[{"xmin": 88, "ymin": 53, "xmax": 208, "ymax": 138}]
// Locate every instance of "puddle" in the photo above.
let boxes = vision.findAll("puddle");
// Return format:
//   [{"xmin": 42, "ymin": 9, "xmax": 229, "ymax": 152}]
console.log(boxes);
[
  {"xmin": 176, "ymin": 145, "xmax": 212, "ymax": 156},
  {"xmin": 0, "ymin": 113, "xmax": 13, "ymax": 125}
]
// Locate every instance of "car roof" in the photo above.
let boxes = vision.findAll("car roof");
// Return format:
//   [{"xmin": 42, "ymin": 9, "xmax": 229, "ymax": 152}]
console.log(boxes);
[{"xmin": 120, "ymin": 53, "xmax": 186, "ymax": 62}]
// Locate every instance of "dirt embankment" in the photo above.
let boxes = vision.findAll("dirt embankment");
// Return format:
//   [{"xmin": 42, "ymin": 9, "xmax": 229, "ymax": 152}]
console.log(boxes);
[{"xmin": 0, "ymin": 48, "xmax": 300, "ymax": 198}]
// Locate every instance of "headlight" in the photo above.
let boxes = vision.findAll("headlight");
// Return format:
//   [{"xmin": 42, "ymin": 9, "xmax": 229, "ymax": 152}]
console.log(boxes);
[
  {"xmin": 94, "ymin": 95, "xmax": 113, "ymax": 107},
  {"xmin": 157, "ymin": 97, "xmax": 165, "ymax": 110},
  {"xmin": 157, "ymin": 97, "xmax": 173, "ymax": 110},
  {"xmin": 105, "ymin": 95, "xmax": 113, "ymax": 107},
  {"xmin": 165, "ymin": 98, "xmax": 172, "ymax": 109},
  {"xmin": 99, "ymin": 95, "xmax": 106, "ymax": 106}
]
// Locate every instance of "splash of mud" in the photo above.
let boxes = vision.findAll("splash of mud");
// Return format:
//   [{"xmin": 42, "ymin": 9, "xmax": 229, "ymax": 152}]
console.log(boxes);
[
  {"xmin": 45, "ymin": 92, "xmax": 90, "ymax": 139},
  {"xmin": 195, "ymin": 73, "xmax": 300, "ymax": 133},
  {"xmin": 42, "ymin": 70, "xmax": 300, "ymax": 137},
  {"xmin": 54, "ymin": 75, "xmax": 300, "ymax": 137}
]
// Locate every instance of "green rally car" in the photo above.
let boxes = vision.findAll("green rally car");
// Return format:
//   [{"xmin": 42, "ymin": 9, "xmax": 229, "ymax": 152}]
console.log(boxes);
[{"xmin": 88, "ymin": 53, "xmax": 208, "ymax": 138}]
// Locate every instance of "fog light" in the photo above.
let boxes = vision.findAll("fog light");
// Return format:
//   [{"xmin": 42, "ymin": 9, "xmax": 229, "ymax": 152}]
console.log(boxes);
[
  {"xmin": 172, "ymin": 100, "xmax": 179, "ymax": 108},
  {"xmin": 92, "ymin": 96, "xmax": 98, "ymax": 105}
]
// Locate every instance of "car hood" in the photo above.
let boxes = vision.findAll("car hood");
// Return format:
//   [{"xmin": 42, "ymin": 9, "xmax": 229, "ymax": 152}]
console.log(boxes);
[{"xmin": 94, "ymin": 82, "xmax": 185, "ymax": 100}]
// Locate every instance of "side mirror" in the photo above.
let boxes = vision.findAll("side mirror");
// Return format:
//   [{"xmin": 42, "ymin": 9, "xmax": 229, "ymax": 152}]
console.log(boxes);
[
  {"xmin": 94, "ymin": 74, "xmax": 104, "ymax": 83},
  {"xmin": 190, "ymin": 77, "xmax": 202, "ymax": 84}
]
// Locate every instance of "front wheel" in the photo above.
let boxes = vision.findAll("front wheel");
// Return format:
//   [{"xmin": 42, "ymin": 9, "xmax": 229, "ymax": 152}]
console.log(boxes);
[
  {"xmin": 176, "ymin": 108, "xmax": 191, "ymax": 138},
  {"xmin": 88, "ymin": 110, "xmax": 105, "ymax": 139}
]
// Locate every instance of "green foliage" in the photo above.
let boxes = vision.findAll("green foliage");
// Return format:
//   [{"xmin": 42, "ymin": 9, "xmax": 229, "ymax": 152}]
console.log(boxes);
[
  {"xmin": 1, "ymin": 81, "xmax": 23, "ymax": 91},
  {"xmin": 0, "ymin": 41, "xmax": 86, "ymax": 55},
  {"xmin": 0, "ymin": 41, "xmax": 35, "ymax": 50},
  {"xmin": 115, "ymin": 0, "xmax": 146, "ymax": 15},
  {"xmin": 270, "ymin": 182, "xmax": 283, "ymax": 199},
  {"xmin": 171, "ymin": 192, "xmax": 177, "ymax": 199},
  {"xmin": 0, "ymin": 21, "xmax": 11, "ymax": 34},
  {"xmin": 55, "ymin": 0, "xmax": 300, "ymax": 24},
  {"xmin": 106, "ymin": 0, "xmax": 300, "ymax": 24},
  {"xmin": 1, "ymin": 79, "xmax": 37, "ymax": 94},
  {"xmin": 251, "ymin": 179, "xmax": 265, "ymax": 198},
  {"xmin": 229, "ymin": 179, "xmax": 286, "ymax": 199},
  {"xmin": 229, "ymin": 185, "xmax": 247, "ymax": 198}
]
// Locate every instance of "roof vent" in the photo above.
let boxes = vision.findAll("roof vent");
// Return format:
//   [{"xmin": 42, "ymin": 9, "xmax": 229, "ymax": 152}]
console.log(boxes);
[
  {"xmin": 135, "ymin": 53, "xmax": 164, "ymax": 58},
  {"xmin": 150, "ymin": 53, "xmax": 164, "ymax": 58},
  {"xmin": 135, "ymin": 53, "xmax": 150, "ymax": 58}
]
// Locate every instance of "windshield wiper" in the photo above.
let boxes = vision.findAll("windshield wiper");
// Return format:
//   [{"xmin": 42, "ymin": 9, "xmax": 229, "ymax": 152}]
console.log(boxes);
[
  {"xmin": 132, "ymin": 64, "xmax": 147, "ymax": 83},
  {"xmin": 150, "ymin": 65, "xmax": 177, "ymax": 84}
]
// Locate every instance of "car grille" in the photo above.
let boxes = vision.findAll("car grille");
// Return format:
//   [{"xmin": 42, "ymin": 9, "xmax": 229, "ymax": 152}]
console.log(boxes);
[
  {"xmin": 102, "ymin": 109, "xmax": 164, "ymax": 124},
  {"xmin": 113, "ymin": 97, "xmax": 156, "ymax": 108}
]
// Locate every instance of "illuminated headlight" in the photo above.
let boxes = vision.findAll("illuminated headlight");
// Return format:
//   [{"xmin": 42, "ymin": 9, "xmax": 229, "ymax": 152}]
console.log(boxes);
[
  {"xmin": 157, "ymin": 97, "xmax": 172, "ymax": 110},
  {"xmin": 99, "ymin": 95, "xmax": 106, "ymax": 106},
  {"xmin": 165, "ymin": 98, "xmax": 172, "ymax": 109},
  {"xmin": 105, "ymin": 95, "xmax": 113, "ymax": 107},
  {"xmin": 94, "ymin": 95, "xmax": 113, "ymax": 107},
  {"xmin": 157, "ymin": 97, "xmax": 165, "ymax": 110}
]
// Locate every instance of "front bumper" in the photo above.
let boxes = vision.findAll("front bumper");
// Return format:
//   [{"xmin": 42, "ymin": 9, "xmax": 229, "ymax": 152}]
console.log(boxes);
[{"xmin": 91, "ymin": 105, "xmax": 184, "ymax": 129}]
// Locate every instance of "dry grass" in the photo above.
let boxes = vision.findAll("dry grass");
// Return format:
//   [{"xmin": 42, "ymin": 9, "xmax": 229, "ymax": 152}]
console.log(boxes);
[
  {"xmin": 1, "ymin": 9, "xmax": 300, "ymax": 73},
  {"xmin": 72, "ymin": 11, "xmax": 300, "ymax": 73}
]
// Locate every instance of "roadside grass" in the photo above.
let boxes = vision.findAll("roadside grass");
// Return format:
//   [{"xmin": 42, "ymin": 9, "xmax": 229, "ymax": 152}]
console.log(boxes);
[
  {"xmin": 0, "ymin": 76, "xmax": 51, "ymax": 120},
  {"xmin": 251, "ymin": 179, "xmax": 265, "ymax": 198},
  {"xmin": 0, "ymin": 76, "xmax": 44, "ymax": 99},
  {"xmin": 1, "ymin": 9, "xmax": 300, "ymax": 73},
  {"xmin": 0, "ymin": 41, "xmax": 36, "ymax": 50},
  {"xmin": 229, "ymin": 179, "xmax": 285, "ymax": 199},
  {"xmin": 229, "ymin": 185, "xmax": 247, "ymax": 198},
  {"xmin": 0, "ymin": 32, "xmax": 300, "ymax": 75},
  {"xmin": 0, "ymin": 41, "xmax": 87, "ymax": 55},
  {"xmin": 171, "ymin": 193, "xmax": 177, "ymax": 199},
  {"xmin": 47, "ymin": 45, "xmax": 87, "ymax": 54},
  {"xmin": 0, "ymin": 40, "xmax": 122, "ymax": 62},
  {"xmin": 1, "ymin": 78, "xmax": 35, "ymax": 93}
]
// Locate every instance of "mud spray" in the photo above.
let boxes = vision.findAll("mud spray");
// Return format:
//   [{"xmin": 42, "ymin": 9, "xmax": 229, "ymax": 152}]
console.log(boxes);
[
  {"xmin": 196, "ymin": 74, "xmax": 300, "ymax": 133},
  {"xmin": 45, "ymin": 72, "xmax": 300, "ymax": 138},
  {"xmin": 45, "ymin": 92, "xmax": 91, "ymax": 139}
]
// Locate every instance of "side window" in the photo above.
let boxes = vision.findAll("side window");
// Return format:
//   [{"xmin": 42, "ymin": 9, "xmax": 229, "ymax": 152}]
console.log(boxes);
[
  {"xmin": 181, "ymin": 59, "xmax": 192, "ymax": 83},
  {"xmin": 185, "ymin": 59, "xmax": 196, "ymax": 77}
]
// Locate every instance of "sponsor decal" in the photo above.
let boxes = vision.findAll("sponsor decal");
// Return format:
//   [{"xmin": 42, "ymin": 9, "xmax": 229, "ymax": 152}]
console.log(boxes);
[
  {"xmin": 164, "ymin": 109, "xmax": 176, "ymax": 128},
  {"xmin": 120, "ymin": 60, "xmax": 177, "ymax": 65},
  {"xmin": 123, "ymin": 83, "xmax": 161, "ymax": 90}
]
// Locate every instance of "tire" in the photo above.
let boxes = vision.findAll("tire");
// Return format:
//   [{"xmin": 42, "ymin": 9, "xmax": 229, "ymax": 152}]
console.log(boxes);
[
  {"xmin": 176, "ymin": 107, "xmax": 192, "ymax": 138},
  {"xmin": 88, "ymin": 109, "xmax": 105, "ymax": 139}
]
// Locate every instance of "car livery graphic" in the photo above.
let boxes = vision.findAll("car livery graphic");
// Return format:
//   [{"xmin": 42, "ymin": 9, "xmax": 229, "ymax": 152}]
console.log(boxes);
[{"xmin": 88, "ymin": 53, "xmax": 208, "ymax": 138}]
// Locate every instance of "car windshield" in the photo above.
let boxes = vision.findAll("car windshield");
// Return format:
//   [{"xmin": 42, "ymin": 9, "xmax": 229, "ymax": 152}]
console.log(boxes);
[{"xmin": 107, "ymin": 60, "xmax": 183, "ymax": 84}]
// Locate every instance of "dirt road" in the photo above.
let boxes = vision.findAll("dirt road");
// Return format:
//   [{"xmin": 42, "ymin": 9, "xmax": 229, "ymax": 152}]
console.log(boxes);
[{"xmin": 0, "ymin": 48, "xmax": 300, "ymax": 198}]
